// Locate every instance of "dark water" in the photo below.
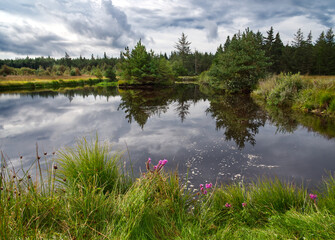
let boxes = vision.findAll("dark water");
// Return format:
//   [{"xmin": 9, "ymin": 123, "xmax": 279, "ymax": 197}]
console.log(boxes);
[{"xmin": 1, "ymin": 85, "xmax": 335, "ymax": 188}]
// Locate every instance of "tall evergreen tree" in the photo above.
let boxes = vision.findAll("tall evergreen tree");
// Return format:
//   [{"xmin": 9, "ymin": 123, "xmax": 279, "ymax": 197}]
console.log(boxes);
[
  {"xmin": 325, "ymin": 28, "xmax": 335, "ymax": 74},
  {"xmin": 314, "ymin": 31, "xmax": 327, "ymax": 74},
  {"xmin": 272, "ymin": 32, "xmax": 284, "ymax": 73},
  {"xmin": 209, "ymin": 30, "xmax": 269, "ymax": 93},
  {"xmin": 264, "ymin": 27, "xmax": 275, "ymax": 72},
  {"xmin": 175, "ymin": 33, "xmax": 191, "ymax": 64},
  {"xmin": 224, "ymin": 36, "xmax": 231, "ymax": 51}
]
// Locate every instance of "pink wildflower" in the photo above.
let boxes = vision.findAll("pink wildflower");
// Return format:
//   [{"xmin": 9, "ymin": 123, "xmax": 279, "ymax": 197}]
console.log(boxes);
[
  {"xmin": 203, "ymin": 190, "xmax": 207, "ymax": 195},
  {"xmin": 225, "ymin": 203, "xmax": 231, "ymax": 208},
  {"xmin": 200, "ymin": 187, "xmax": 204, "ymax": 191},
  {"xmin": 242, "ymin": 202, "xmax": 247, "ymax": 207},
  {"xmin": 205, "ymin": 183, "xmax": 213, "ymax": 189},
  {"xmin": 200, "ymin": 184, "xmax": 203, "ymax": 188},
  {"xmin": 148, "ymin": 158, "xmax": 151, "ymax": 164},
  {"xmin": 153, "ymin": 166, "xmax": 157, "ymax": 170},
  {"xmin": 309, "ymin": 194, "xmax": 317, "ymax": 200},
  {"xmin": 161, "ymin": 159, "xmax": 168, "ymax": 165}
]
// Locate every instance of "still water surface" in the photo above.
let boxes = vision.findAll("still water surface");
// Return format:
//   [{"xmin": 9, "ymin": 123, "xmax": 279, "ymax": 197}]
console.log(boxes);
[{"xmin": 1, "ymin": 85, "xmax": 335, "ymax": 187}]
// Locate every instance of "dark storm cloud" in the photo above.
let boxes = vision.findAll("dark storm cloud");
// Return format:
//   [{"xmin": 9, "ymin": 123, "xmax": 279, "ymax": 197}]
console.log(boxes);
[
  {"xmin": 189, "ymin": 0, "xmax": 335, "ymax": 29},
  {"xmin": 0, "ymin": 24, "xmax": 68, "ymax": 55},
  {"xmin": 0, "ymin": 0, "xmax": 138, "ymax": 56},
  {"xmin": 37, "ymin": 0, "xmax": 139, "ymax": 47},
  {"xmin": 124, "ymin": 0, "xmax": 333, "ymax": 42}
]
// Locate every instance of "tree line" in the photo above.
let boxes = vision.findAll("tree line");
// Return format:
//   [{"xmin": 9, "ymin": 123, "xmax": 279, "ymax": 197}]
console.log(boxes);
[{"xmin": 0, "ymin": 27, "xmax": 334, "ymax": 79}]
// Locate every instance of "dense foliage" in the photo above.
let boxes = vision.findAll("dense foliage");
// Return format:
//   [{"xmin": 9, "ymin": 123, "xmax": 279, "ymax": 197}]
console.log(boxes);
[
  {"xmin": 253, "ymin": 73, "xmax": 335, "ymax": 117},
  {"xmin": 119, "ymin": 40, "xmax": 175, "ymax": 84},
  {"xmin": 208, "ymin": 29, "xmax": 269, "ymax": 93},
  {"xmin": 0, "ymin": 27, "xmax": 334, "ymax": 80}
]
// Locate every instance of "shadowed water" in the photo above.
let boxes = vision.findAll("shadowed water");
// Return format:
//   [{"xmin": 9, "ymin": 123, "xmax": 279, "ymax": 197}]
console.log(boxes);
[{"xmin": 1, "ymin": 85, "xmax": 335, "ymax": 187}]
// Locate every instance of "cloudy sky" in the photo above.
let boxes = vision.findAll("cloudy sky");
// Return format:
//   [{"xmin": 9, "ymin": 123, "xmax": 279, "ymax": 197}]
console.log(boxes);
[{"xmin": 0, "ymin": 0, "xmax": 334, "ymax": 59}]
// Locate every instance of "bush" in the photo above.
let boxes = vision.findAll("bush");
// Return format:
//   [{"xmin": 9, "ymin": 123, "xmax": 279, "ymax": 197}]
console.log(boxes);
[
  {"xmin": 70, "ymin": 69, "xmax": 76, "ymax": 76},
  {"xmin": 0, "ymin": 65, "xmax": 16, "ymax": 75},
  {"xmin": 104, "ymin": 66, "xmax": 116, "ymax": 81},
  {"xmin": 94, "ymin": 69, "xmax": 103, "ymax": 79},
  {"xmin": 267, "ymin": 73, "xmax": 303, "ymax": 106}
]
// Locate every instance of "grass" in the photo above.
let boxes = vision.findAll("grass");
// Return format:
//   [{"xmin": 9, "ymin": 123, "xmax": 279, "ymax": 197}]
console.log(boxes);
[
  {"xmin": 0, "ymin": 75, "xmax": 105, "ymax": 91},
  {"xmin": 253, "ymin": 73, "xmax": 335, "ymax": 117},
  {"xmin": 1, "ymin": 136, "xmax": 335, "ymax": 239}
]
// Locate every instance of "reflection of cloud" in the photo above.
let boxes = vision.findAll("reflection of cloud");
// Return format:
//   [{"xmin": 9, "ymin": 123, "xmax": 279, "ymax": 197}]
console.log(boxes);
[{"xmin": 1, "ymin": 90, "xmax": 335, "ymax": 188}]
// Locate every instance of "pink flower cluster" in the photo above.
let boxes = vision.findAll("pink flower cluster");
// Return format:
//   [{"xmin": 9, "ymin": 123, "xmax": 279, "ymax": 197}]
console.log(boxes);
[
  {"xmin": 146, "ymin": 157, "xmax": 168, "ymax": 173},
  {"xmin": 225, "ymin": 203, "xmax": 231, "ymax": 208},
  {"xmin": 242, "ymin": 202, "xmax": 247, "ymax": 207},
  {"xmin": 200, "ymin": 182, "xmax": 213, "ymax": 195},
  {"xmin": 309, "ymin": 193, "xmax": 317, "ymax": 200}
]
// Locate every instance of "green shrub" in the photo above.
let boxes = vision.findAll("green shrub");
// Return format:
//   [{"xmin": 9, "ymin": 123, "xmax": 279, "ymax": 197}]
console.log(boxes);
[
  {"xmin": 70, "ymin": 69, "xmax": 76, "ymax": 76},
  {"xmin": 267, "ymin": 73, "xmax": 303, "ymax": 106},
  {"xmin": 329, "ymin": 99, "xmax": 335, "ymax": 112},
  {"xmin": 104, "ymin": 66, "xmax": 116, "ymax": 81}
]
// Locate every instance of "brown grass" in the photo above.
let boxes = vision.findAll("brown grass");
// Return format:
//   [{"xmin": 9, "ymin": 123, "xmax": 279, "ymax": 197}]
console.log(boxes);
[{"xmin": 0, "ymin": 74, "xmax": 94, "ymax": 82}]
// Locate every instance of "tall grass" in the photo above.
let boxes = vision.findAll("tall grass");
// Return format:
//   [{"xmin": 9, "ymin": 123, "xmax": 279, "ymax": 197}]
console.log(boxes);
[
  {"xmin": 56, "ymin": 136, "xmax": 132, "ymax": 194},
  {"xmin": 1, "ymin": 137, "xmax": 335, "ymax": 239},
  {"xmin": 253, "ymin": 73, "xmax": 335, "ymax": 117}
]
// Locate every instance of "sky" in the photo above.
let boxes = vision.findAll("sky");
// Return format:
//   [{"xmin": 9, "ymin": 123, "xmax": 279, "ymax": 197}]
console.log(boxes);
[{"xmin": 0, "ymin": 0, "xmax": 334, "ymax": 59}]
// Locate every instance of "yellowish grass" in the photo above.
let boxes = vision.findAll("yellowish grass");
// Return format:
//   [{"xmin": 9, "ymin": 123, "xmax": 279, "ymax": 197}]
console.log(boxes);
[{"xmin": 0, "ymin": 74, "xmax": 95, "ymax": 83}]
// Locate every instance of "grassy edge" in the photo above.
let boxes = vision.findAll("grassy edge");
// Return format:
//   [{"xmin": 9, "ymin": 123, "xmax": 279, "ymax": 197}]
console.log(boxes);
[{"xmin": 1, "ymin": 136, "xmax": 335, "ymax": 239}]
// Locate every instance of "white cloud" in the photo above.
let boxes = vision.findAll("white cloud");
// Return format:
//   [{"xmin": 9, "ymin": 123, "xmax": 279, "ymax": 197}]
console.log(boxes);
[{"xmin": 0, "ymin": 0, "xmax": 334, "ymax": 58}]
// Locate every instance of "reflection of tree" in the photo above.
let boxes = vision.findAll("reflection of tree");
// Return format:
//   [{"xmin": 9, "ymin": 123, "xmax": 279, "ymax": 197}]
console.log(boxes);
[
  {"xmin": 173, "ymin": 84, "xmax": 206, "ymax": 123},
  {"xmin": 175, "ymin": 101, "xmax": 190, "ymax": 123},
  {"xmin": 206, "ymin": 94, "xmax": 267, "ymax": 149},
  {"xmin": 263, "ymin": 105, "xmax": 298, "ymax": 134},
  {"xmin": 22, "ymin": 87, "xmax": 119, "ymax": 102},
  {"xmin": 117, "ymin": 88, "xmax": 172, "ymax": 128},
  {"xmin": 264, "ymin": 104, "xmax": 335, "ymax": 139},
  {"xmin": 118, "ymin": 84, "xmax": 207, "ymax": 127}
]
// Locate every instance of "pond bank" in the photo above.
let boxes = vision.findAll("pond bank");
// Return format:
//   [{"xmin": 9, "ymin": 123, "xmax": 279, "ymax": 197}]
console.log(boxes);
[
  {"xmin": 252, "ymin": 73, "xmax": 335, "ymax": 118},
  {"xmin": 0, "ymin": 75, "xmax": 104, "ymax": 91},
  {"xmin": 1, "ymin": 137, "xmax": 335, "ymax": 239}
]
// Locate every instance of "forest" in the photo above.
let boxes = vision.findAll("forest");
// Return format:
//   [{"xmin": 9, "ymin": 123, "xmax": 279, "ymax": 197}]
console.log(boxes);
[{"xmin": 1, "ymin": 27, "xmax": 334, "ymax": 79}]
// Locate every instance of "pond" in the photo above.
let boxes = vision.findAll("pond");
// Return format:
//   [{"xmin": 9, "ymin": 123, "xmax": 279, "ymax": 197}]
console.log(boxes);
[{"xmin": 1, "ymin": 84, "xmax": 335, "ymax": 187}]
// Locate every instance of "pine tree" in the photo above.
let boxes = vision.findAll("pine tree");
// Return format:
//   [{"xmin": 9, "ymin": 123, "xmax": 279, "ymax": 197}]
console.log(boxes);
[
  {"xmin": 272, "ymin": 32, "xmax": 284, "ymax": 73},
  {"xmin": 325, "ymin": 28, "xmax": 335, "ymax": 74},
  {"xmin": 224, "ymin": 36, "xmax": 231, "ymax": 51},
  {"xmin": 314, "ymin": 31, "xmax": 327, "ymax": 74},
  {"xmin": 175, "ymin": 33, "xmax": 191, "ymax": 65},
  {"xmin": 209, "ymin": 30, "xmax": 269, "ymax": 93},
  {"xmin": 264, "ymin": 27, "xmax": 275, "ymax": 72}
]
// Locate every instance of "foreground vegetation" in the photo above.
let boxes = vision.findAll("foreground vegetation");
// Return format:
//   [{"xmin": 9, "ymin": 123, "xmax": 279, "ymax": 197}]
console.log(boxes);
[
  {"xmin": 1, "ymin": 137, "xmax": 335, "ymax": 239},
  {"xmin": 253, "ymin": 73, "xmax": 335, "ymax": 117}
]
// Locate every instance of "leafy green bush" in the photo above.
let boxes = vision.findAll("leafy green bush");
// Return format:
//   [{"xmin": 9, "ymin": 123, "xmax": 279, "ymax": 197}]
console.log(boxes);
[
  {"xmin": 0, "ymin": 65, "xmax": 16, "ymax": 76},
  {"xmin": 104, "ymin": 66, "xmax": 116, "ymax": 81},
  {"xmin": 70, "ymin": 69, "xmax": 76, "ymax": 76},
  {"xmin": 267, "ymin": 73, "xmax": 303, "ymax": 106}
]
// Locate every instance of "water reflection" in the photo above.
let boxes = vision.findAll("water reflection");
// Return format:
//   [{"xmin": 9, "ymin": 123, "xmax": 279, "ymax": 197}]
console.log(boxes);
[
  {"xmin": 206, "ymin": 94, "xmax": 267, "ymax": 149},
  {"xmin": 117, "ymin": 85, "xmax": 207, "ymax": 128},
  {"xmin": 1, "ymin": 85, "xmax": 335, "ymax": 187}
]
